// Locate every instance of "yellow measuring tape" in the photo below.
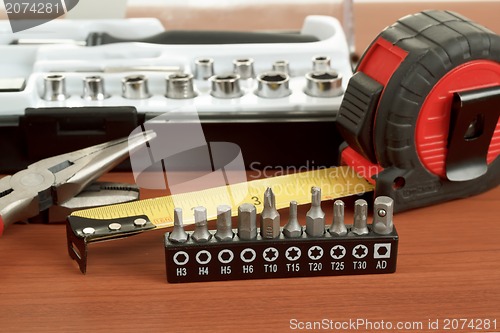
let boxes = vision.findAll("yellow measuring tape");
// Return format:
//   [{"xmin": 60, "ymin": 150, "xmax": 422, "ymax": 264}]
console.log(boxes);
[{"xmin": 72, "ymin": 166, "xmax": 374, "ymax": 228}]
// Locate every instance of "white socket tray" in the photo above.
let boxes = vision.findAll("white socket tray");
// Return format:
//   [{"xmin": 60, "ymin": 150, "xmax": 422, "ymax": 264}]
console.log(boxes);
[{"xmin": 0, "ymin": 16, "xmax": 352, "ymax": 121}]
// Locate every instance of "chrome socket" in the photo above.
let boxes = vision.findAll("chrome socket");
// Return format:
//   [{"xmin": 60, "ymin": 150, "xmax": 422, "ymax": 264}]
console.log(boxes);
[
  {"xmin": 256, "ymin": 72, "xmax": 291, "ymax": 98},
  {"xmin": 122, "ymin": 75, "xmax": 151, "ymax": 99},
  {"xmin": 233, "ymin": 58, "xmax": 255, "ymax": 79},
  {"xmin": 272, "ymin": 60, "xmax": 290, "ymax": 75},
  {"xmin": 312, "ymin": 55, "xmax": 331, "ymax": 71},
  {"xmin": 210, "ymin": 74, "xmax": 243, "ymax": 99},
  {"xmin": 166, "ymin": 73, "xmax": 197, "ymax": 99},
  {"xmin": 82, "ymin": 76, "xmax": 109, "ymax": 101},
  {"xmin": 194, "ymin": 58, "xmax": 215, "ymax": 80},
  {"xmin": 42, "ymin": 74, "xmax": 69, "ymax": 101},
  {"xmin": 305, "ymin": 71, "xmax": 343, "ymax": 97}
]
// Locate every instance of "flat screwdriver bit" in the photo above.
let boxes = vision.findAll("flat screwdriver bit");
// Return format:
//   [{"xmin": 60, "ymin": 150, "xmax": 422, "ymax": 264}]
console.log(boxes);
[
  {"xmin": 350, "ymin": 199, "xmax": 369, "ymax": 236},
  {"xmin": 329, "ymin": 200, "xmax": 347, "ymax": 236},
  {"xmin": 372, "ymin": 196, "xmax": 394, "ymax": 235},
  {"xmin": 306, "ymin": 187, "xmax": 325, "ymax": 237},
  {"xmin": 215, "ymin": 205, "xmax": 234, "ymax": 241},
  {"xmin": 283, "ymin": 201, "xmax": 302, "ymax": 238},
  {"xmin": 168, "ymin": 208, "xmax": 189, "ymax": 243},
  {"xmin": 261, "ymin": 187, "xmax": 281, "ymax": 239},
  {"xmin": 238, "ymin": 203, "xmax": 257, "ymax": 240},
  {"xmin": 191, "ymin": 206, "xmax": 212, "ymax": 242}
]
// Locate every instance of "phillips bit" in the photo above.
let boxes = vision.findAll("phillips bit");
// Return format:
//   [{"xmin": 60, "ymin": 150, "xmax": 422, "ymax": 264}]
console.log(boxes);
[
  {"xmin": 306, "ymin": 187, "xmax": 325, "ymax": 237},
  {"xmin": 191, "ymin": 206, "xmax": 212, "ymax": 243},
  {"xmin": 238, "ymin": 203, "xmax": 257, "ymax": 240},
  {"xmin": 283, "ymin": 201, "xmax": 302, "ymax": 238},
  {"xmin": 372, "ymin": 196, "xmax": 394, "ymax": 235},
  {"xmin": 168, "ymin": 208, "xmax": 189, "ymax": 243},
  {"xmin": 350, "ymin": 199, "xmax": 369, "ymax": 236},
  {"xmin": 215, "ymin": 205, "xmax": 234, "ymax": 241},
  {"xmin": 260, "ymin": 187, "xmax": 281, "ymax": 239},
  {"xmin": 329, "ymin": 200, "xmax": 347, "ymax": 236}
]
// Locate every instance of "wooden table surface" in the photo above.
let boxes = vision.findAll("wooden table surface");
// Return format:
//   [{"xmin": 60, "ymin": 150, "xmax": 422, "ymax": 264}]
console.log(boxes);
[{"xmin": 0, "ymin": 173, "xmax": 499, "ymax": 333}]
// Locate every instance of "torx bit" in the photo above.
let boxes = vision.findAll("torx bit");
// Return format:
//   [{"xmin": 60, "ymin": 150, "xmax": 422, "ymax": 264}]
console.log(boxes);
[
  {"xmin": 350, "ymin": 199, "xmax": 369, "ymax": 236},
  {"xmin": 215, "ymin": 205, "xmax": 234, "ymax": 241},
  {"xmin": 306, "ymin": 187, "xmax": 326, "ymax": 237},
  {"xmin": 372, "ymin": 196, "xmax": 394, "ymax": 235},
  {"xmin": 283, "ymin": 201, "xmax": 302, "ymax": 238},
  {"xmin": 260, "ymin": 187, "xmax": 281, "ymax": 239},
  {"xmin": 168, "ymin": 208, "xmax": 189, "ymax": 243},
  {"xmin": 238, "ymin": 203, "xmax": 257, "ymax": 240},
  {"xmin": 329, "ymin": 199, "xmax": 347, "ymax": 236},
  {"xmin": 191, "ymin": 206, "xmax": 212, "ymax": 242}
]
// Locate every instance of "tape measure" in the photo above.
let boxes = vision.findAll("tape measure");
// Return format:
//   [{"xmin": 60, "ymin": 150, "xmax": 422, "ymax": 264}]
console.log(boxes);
[
  {"xmin": 71, "ymin": 166, "xmax": 373, "ymax": 227},
  {"xmin": 337, "ymin": 10, "xmax": 500, "ymax": 211}
]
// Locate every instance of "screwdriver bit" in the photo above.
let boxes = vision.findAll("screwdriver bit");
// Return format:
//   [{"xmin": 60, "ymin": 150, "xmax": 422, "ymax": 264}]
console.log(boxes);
[
  {"xmin": 215, "ymin": 205, "xmax": 234, "ymax": 241},
  {"xmin": 283, "ymin": 201, "xmax": 302, "ymax": 238},
  {"xmin": 350, "ymin": 199, "xmax": 369, "ymax": 236},
  {"xmin": 329, "ymin": 200, "xmax": 347, "ymax": 236},
  {"xmin": 191, "ymin": 206, "xmax": 212, "ymax": 243},
  {"xmin": 168, "ymin": 208, "xmax": 189, "ymax": 243},
  {"xmin": 306, "ymin": 187, "xmax": 325, "ymax": 237},
  {"xmin": 261, "ymin": 187, "xmax": 281, "ymax": 239},
  {"xmin": 372, "ymin": 196, "xmax": 394, "ymax": 235},
  {"xmin": 238, "ymin": 203, "xmax": 257, "ymax": 240}
]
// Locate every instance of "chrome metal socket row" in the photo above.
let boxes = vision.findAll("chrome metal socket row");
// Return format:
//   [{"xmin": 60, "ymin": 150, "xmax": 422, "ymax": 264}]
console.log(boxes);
[
  {"xmin": 194, "ymin": 55, "xmax": 335, "ymax": 79},
  {"xmin": 41, "ymin": 73, "xmax": 197, "ymax": 101},
  {"xmin": 42, "ymin": 67, "xmax": 342, "ymax": 102},
  {"xmin": 167, "ymin": 187, "xmax": 394, "ymax": 244}
]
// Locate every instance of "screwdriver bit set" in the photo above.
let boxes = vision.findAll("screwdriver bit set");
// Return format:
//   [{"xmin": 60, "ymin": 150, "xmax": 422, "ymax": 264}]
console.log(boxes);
[
  {"xmin": 165, "ymin": 188, "xmax": 398, "ymax": 283},
  {"xmin": 0, "ymin": 16, "xmax": 351, "ymax": 121}
]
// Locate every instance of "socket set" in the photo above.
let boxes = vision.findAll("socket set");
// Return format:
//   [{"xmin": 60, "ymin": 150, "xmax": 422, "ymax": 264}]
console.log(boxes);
[
  {"xmin": 39, "ymin": 57, "xmax": 343, "ymax": 102},
  {"xmin": 165, "ymin": 188, "xmax": 398, "ymax": 283},
  {"xmin": 0, "ymin": 16, "xmax": 352, "ymax": 120}
]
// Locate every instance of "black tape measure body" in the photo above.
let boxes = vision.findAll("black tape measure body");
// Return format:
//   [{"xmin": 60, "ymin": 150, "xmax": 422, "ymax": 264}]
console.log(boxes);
[{"xmin": 338, "ymin": 10, "xmax": 500, "ymax": 211}]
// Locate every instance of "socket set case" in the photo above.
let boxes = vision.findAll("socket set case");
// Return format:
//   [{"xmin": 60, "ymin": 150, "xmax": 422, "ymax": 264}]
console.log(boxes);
[{"xmin": 0, "ymin": 16, "xmax": 351, "ymax": 173}]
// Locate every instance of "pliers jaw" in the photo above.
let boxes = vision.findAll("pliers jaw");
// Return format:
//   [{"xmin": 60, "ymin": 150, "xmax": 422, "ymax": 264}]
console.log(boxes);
[{"xmin": 0, "ymin": 130, "xmax": 155, "ymax": 234}]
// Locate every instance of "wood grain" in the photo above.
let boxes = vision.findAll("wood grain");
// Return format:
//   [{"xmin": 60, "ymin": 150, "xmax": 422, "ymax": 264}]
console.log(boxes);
[{"xmin": 0, "ymin": 173, "xmax": 498, "ymax": 333}]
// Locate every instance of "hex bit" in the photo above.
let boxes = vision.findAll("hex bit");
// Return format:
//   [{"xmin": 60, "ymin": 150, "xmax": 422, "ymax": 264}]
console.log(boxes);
[
  {"xmin": 350, "ymin": 199, "xmax": 369, "ymax": 235},
  {"xmin": 283, "ymin": 201, "xmax": 302, "ymax": 238},
  {"xmin": 372, "ymin": 196, "xmax": 394, "ymax": 235},
  {"xmin": 238, "ymin": 203, "xmax": 257, "ymax": 240},
  {"xmin": 168, "ymin": 208, "xmax": 189, "ymax": 243},
  {"xmin": 306, "ymin": 187, "xmax": 325, "ymax": 237},
  {"xmin": 260, "ymin": 187, "xmax": 281, "ymax": 239},
  {"xmin": 191, "ymin": 206, "xmax": 212, "ymax": 242},
  {"xmin": 329, "ymin": 200, "xmax": 347, "ymax": 236},
  {"xmin": 215, "ymin": 205, "xmax": 234, "ymax": 241}
]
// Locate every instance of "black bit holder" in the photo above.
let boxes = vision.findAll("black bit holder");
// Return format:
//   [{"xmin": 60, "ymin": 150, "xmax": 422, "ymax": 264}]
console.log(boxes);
[{"xmin": 165, "ymin": 226, "xmax": 398, "ymax": 283}]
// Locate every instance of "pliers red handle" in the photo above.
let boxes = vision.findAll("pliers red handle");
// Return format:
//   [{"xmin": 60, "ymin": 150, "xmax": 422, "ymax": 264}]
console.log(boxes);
[{"xmin": 0, "ymin": 131, "xmax": 155, "ymax": 235}]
